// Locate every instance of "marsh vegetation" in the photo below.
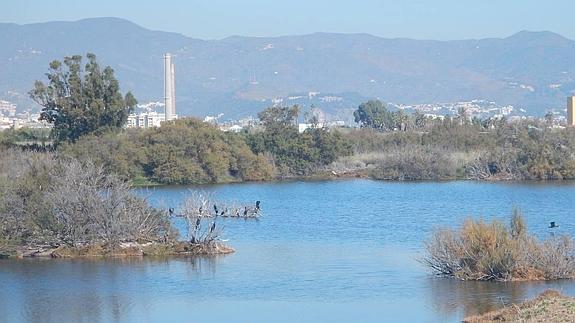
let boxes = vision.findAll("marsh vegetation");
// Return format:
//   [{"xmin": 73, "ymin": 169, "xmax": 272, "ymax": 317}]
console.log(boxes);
[{"xmin": 423, "ymin": 209, "xmax": 575, "ymax": 281}]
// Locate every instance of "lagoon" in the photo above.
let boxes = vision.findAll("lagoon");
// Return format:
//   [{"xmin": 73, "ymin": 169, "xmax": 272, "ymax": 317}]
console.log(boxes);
[{"xmin": 2, "ymin": 180, "xmax": 575, "ymax": 322}]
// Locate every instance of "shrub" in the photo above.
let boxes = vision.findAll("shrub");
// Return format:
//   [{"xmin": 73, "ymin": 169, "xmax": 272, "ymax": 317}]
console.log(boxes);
[
  {"xmin": 423, "ymin": 209, "xmax": 575, "ymax": 281},
  {"xmin": 61, "ymin": 118, "xmax": 276, "ymax": 185},
  {"xmin": 0, "ymin": 148, "xmax": 173, "ymax": 250}
]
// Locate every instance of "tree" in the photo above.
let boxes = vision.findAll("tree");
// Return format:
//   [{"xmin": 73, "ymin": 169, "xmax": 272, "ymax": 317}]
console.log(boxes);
[
  {"xmin": 258, "ymin": 105, "xmax": 300, "ymax": 130},
  {"xmin": 544, "ymin": 111, "xmax": 555, "ymax": 127},
  {"xmin": 30, "ymin": 53, "xmax": 137, "ymax": 144},
  {"xmin": 456, "ymin": 106, "xmax": 470, "ymax": 125},
  {"xmin": 414, "ymin": 110, "xmax": 428, "ymax": 129},
  {"xmin": 248, "ymin": 105, "xmax": 351, "ymax": 176},
  {"xmin": 354, "ymin": 100, "xmax": 394, "ymax": 130},
  {"xmin": 392, "ymin": 110, "xmax": 409, "ymax": 131}
]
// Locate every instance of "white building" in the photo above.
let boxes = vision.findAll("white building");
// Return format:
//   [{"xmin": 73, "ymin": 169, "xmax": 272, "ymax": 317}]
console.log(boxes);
[
  {"xmin": 0, "ymin": 100, "xmax": 16, "ymax": 117},
  {"xmin": 126, "ymin": 111, "xmax": 165, "ymax": 128}
]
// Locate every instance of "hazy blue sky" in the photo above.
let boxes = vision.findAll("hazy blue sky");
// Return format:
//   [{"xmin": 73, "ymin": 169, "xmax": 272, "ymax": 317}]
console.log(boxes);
[{"xmin": 2, "ymin": 0, "xmax": 573, "ymax": 40}]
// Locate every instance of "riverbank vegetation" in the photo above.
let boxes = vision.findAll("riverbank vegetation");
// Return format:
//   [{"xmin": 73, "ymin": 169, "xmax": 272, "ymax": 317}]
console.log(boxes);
[
  {"xmin": 331, "ymin": 101, "xmax": 575, "ymax": 181},
  {"xmin": 4, "ymin": 53, "xmax": 575, "ymax": 185},
  {"xmin": 0, "ymin": 149, "xmax": 232, "ymax": 258},
  {"xmin": 3, "ymin": 103, "xmax": 575, "ymax": 185},
  {"xmin": 464, "ymin": 290, "xmax": 575, "ymax": 322},
  {"xmin": 423, "ymin": 209, "xmax": 575, "ymax": 281},
  {"xmin": 59, "ymin": 118, "xmax": 275, "ymax": 184},
  {"xmin": 56, "ymin": 107, "xmax": 352, "ymax": 184},
  {"xmin": 246, "ymin": 105, "xmax": 352, "ymax": 177}
]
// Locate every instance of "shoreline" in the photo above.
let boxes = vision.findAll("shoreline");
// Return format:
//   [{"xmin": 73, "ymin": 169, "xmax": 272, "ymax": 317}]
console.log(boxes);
[
  {"xmin": 1, "ymin": 241, "xmax": 235, "ymax": 259},
  {"xmin": 131, "ymin": 170, "xmax": 575, "ymax": 188},
  {"xmin": 464, "ymin": 290, "xmax": 575, "ymax": 322}
]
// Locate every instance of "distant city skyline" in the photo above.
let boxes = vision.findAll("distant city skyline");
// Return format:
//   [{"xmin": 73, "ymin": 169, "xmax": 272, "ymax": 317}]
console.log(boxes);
[{"xmin": 2, "ymin": 0, "xmax": 574, "ymax": 41}]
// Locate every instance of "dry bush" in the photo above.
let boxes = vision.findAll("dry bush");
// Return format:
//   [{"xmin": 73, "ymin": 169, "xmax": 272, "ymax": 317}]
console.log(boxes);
[
  {"xmin": 328, "ymin": 145, "xmax": 479, "ymax": 180},
  {"xmin": 45, "ymin": 159, "xmax": 172, "ymax": 247},
  {"xmin": 0, "ymin": 149, "xmax": 56, "ymax": 244},
  {"xmin": 423, "ymin": 209, "xmax": 575, "ymax": 281},
  {"xmin": 0, "ymin": 148, "xmax": 173, "ymax": 250},
  {"xmin": 529, "ymin": 236, "xmax": 575, "ymax": 280},
  {"xmin": 368, "ymin": 146, "xmax": 459, "ymax": 180}
]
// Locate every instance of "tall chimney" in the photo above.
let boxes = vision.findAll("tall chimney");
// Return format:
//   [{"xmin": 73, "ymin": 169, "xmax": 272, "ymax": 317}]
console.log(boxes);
[
  {"xmin": 171, "ymin": 61, "xmax": 176, "ymax": 118},
  {"xmin": 164, "ymin": 53, "xmax": 173, "ymax": 121}
]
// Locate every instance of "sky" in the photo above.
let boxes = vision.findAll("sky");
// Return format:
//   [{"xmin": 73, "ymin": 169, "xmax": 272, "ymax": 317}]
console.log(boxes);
[{"xmin": 1, "ymin": 0, "xmax": 574, "ymax": 40}]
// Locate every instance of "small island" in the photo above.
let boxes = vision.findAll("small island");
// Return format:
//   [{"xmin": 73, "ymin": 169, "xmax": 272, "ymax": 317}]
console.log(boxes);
[
  {"xmin": 423, "ymin": 209, "xmax": 575, "ymax": 281},
  {"xmin": 0, "ymin": 149, "xmax": 238, "ymax": 259}
]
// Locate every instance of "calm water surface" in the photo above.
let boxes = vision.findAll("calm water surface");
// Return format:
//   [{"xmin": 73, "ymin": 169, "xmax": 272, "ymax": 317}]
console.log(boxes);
[{"xmin": 1, "ymin": 180, "xmax": 575, "ymax": 322}]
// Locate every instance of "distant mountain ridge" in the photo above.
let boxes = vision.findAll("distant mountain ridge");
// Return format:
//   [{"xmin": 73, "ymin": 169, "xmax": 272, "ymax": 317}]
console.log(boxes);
[{"xmin": 1, "ymin": 17, "xmax": 574, "ymax": 117}]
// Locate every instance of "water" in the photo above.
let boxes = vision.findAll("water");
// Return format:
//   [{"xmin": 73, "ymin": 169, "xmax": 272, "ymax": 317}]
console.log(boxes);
[{"xmin": 1, "ymin": 179, "xmax": 575, "ymax": 322}]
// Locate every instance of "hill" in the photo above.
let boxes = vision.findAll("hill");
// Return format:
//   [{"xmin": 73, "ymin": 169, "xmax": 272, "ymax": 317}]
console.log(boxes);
[{"xmin": 1, "ymin": 17, "xmax": 574, "ymax": 117}]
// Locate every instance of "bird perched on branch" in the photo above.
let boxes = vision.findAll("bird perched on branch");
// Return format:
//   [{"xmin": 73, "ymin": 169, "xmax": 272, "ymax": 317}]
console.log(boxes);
[{"xmin": 255, "ymin": 201, "xmax": 261, "ymax": 212}]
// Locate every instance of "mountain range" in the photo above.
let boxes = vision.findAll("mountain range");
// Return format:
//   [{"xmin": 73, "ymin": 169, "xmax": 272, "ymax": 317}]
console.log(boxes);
[{"xmin": 1, "ymin": 17, "xmax": 574, "ymax": 118}]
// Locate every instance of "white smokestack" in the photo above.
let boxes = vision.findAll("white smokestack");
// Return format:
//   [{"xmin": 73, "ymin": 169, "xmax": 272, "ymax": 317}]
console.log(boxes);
[
  {"xmin": 171, "ymin": 61, "xmax": 176, "ymax": 118},
  {"xmin": 164, "ymin": 53, "xmax": 173, "ymax": 121}
]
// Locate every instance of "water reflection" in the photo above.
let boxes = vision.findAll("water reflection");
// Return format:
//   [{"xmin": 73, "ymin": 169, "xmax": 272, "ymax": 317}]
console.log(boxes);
[
  {"xmin": 0, "ymin": 256, "xmax": 231, "ymax": 323},
  {"xmin": 427, "ymin": 278, "xmax": 526, "ymax": 319},
  {"xmin": 427, "ymin": 276, "xmax": 575, "ymax": 319}
]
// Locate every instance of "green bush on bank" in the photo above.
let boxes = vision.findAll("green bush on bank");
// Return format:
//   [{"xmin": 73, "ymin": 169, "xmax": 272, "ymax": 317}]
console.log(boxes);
[
  {"xmin": 60, "ymin": 118, "xmax": 275, "ymax": 185},
  {"xmin": 336, "ymin": 119, "xmax": 575, "ymax": 181},
  {"xmin": 246, "ymin": 105, "xmax": 353, "ymax": 177}
]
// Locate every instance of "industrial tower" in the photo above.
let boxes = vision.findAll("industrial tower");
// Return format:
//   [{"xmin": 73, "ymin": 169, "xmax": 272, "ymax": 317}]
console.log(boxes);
[{"xmin": 164, "ymin": 53, "xmax": 176, "ymax": 121}]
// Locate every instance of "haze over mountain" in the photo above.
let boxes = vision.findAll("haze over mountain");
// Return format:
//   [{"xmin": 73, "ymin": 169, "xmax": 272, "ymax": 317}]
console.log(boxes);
[{"xmin": 1, "ymin": 17, "xmax": 574, "ymax": 118}]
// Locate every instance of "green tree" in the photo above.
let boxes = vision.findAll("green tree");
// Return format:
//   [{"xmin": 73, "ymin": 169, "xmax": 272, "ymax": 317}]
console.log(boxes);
[
  {"xmin": 353, "ymin": 100, "xmax": 394, "ymax": 130},
  {"xmin": 413, "ymin": 110, "xmax": 428, "ymax": 129},
  {"xmin": 30, "ymin": 53, "xmax": 137, "ymax": 144},
  {"xmin": 258, "ymin": 105, "xmax": 300, "ymax": 130},
  {"xmin": 544, "ymin": 111, "xmax": 555, "ymax": 127},
  {"xmin": 247, "ymin": 105, "xmax": 352, "ymax": 176},
  {"xmin": 392, "ymin": 110, "xmax": 409, "ymax": 131}
]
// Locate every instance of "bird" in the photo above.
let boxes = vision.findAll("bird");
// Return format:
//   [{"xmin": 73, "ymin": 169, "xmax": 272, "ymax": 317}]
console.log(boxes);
[
  {"xmin": 549, "ymin": 221, "xmax": 559, "ymax": 229},
  {"xmin": 168, "ymin": 207, "xmax": 174, "ymax": 216},
  {"xmin": 255, "ymin": 200, "xmax": 261, "ymax": 212},
  {"xmin": 213, "ymin": 204, "xmax": 218, "ymax": 215},
  {"xmin": 243, "ymin": 207, "xmax": 248, "ymax": 217}
]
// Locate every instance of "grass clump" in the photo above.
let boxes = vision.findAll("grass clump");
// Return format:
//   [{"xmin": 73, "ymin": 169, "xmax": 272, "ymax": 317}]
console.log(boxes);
[
  {"xmin": 423, "ymin": 208, "xmax": 575, "ymax": 281},
  {"xmin": 464, "ymin": 290, "xmax": 575, "ymax": 322}
]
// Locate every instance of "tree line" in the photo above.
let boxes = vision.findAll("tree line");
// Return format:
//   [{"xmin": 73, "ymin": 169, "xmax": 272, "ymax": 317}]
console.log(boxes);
[{"xmin": 2, "ymin": 53, "xmax": 573, "ymax": 184}]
